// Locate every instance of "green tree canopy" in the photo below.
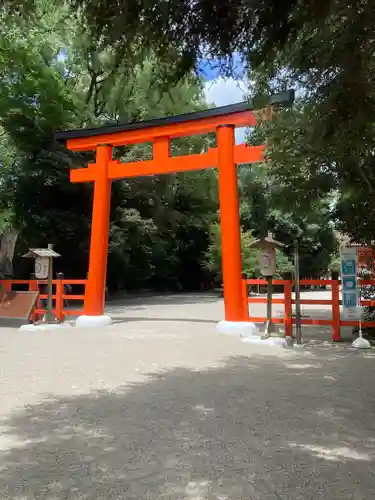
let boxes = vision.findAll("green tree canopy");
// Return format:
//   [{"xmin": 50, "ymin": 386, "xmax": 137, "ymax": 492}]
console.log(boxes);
[
  {"xmin": 48, "ymin": 0, "xmax": 374, "ymax": 244},
  {"xmin": 238, "ymin": 163, "xmax": 336, "ymax": 278},
  {"xmin": 1, "ymin": 0, "xmax": 344, "ymax": 289},
  {"xmin": 0, "ymin": 0, "xmax": 219, "ymax": 290}
]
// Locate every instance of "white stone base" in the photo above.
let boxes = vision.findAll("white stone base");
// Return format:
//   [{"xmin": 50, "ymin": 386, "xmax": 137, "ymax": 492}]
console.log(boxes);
[
  {"xmin": 216, "ymin": 320, "xmax": 259, "ymax": 339},
  {"xmin": 19, "ymin": 323, "xmax": 72, "ymax": 332},
  {"xmin": 216, "ymin": 321, "xmax": 288, "ymax": 347},
  {"xmin": 352, "ymin": 336, "xmax": 371, "ymax": 349},
  {"xmin": 293, "ymin": 342, "xmax": 306, "ymax": 349},
  {"xmin": 75, "ymin": 315, "xmax": 112, "ymax": 328},
  {"xmin": 242, "ymin": 336, "xmax": 288, "ymax": 348}
]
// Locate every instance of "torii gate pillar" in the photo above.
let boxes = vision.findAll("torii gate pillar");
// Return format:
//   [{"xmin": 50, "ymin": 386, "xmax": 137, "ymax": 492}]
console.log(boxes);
[
  {"xmin": 217, "ymin": 125, "xmax": 244, "ymax": 321},
  {"xmin": 79, "ymin": 144, "xmax": 112, "ymax": 326}
]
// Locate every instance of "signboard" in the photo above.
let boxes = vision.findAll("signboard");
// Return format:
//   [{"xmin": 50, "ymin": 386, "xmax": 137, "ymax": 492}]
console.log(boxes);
[
  {"xmin": 340, "ymin": 246, "xmax": 359, "ymax": 319},
  {"xmin": 35, "ymin": 256, "xmax": 49, "ymax": 279},
  {"xmin": 259, "ymin": 248, "xmax": 276, "ymax": 276},
  {"xmin": 342, "ymin": 275, "xmax": 357, "ymax": 290},
  {"xmin": 0, "ymin": 291, "xmax": 39, "ymax": 321}
]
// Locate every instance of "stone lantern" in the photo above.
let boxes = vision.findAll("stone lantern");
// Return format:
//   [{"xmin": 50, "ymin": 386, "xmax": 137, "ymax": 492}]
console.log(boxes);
[
  {"xmin": 23, "ymin": 243, "xmax": 60, "ymax": 323},
  {"xmin": 250, "ymin": 232, "xmax": 285, "ymax": 337}
]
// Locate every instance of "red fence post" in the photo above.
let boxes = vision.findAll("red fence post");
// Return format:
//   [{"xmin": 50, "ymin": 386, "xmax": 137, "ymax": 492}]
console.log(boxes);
[
  {"xmin": 55, "ymin": 273, "xmax": 64, "ymax": 322},
  {"xmin": 29, "ymin": 278, "xmax": 40, "ymax": 298},
  {"xmin": 28, "ymin": 276, "xmax": 40, "ymax": 322},
  {"xmin": 29, "ymin": 276, "xmax": 39, "ymax": 293},
  {"xmin": 331, "ymin": 280, "xmax": 341, "ymax": 342},
  {"xmin": 242, "ymin": 276, "xmax": 249, "ymax": 320},
  {"xmin": 284, "ymin": 280, "xmax": 293, "ymax": 337}
]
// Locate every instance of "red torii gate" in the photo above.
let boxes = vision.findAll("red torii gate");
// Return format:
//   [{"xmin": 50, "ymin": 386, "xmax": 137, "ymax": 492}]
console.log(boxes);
[{"xmin": 55, "ymin": 91, "xmax": 293, "ymax": 329}]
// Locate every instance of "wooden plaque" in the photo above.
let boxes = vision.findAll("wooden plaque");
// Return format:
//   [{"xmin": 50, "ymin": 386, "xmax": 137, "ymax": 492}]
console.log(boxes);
[
  {"xmin": 259, "ymin": 248, "xmax": 276, "ymax": 276},
  {"xmin": 0, "ymin": 291, "xmax": 39, "ymax": 321}
]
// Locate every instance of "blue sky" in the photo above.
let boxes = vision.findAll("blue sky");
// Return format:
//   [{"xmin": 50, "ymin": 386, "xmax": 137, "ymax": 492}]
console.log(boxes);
[
  {"xmin": 199, "ymin": 54, "xmax": 249, "ymax": 143},
  {"xmin": 197, "ymin": 53, "xmax": 246, "ymax": 81}
]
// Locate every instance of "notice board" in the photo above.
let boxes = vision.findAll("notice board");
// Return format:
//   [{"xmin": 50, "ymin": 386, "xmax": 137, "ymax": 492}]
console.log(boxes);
[{"xmin": 0, "ymin": 291, "xmax": 39, "ymax": 321}]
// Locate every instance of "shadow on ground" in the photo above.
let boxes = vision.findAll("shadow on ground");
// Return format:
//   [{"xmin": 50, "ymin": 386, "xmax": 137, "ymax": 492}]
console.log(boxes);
[{"xmin": 1, "ymin": 352, "xmax": 374, "ymax": 499}]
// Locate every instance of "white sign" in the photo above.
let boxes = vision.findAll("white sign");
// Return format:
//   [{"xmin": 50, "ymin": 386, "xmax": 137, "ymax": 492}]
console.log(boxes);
[
  {"xmin": 340, "ymin": 246, "xmax": 359, "ymax": 319},
  {"xmin": 259, "ymin": 248, "xmax": 276, "ymax": 276},
  {"xmin": 34, "ymin": 256, "xmax": 49, "ymax": 279}
]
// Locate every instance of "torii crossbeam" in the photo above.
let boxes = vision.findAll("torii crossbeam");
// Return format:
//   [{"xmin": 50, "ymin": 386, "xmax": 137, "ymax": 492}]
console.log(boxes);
[{"xmin": 55, "ymin": 90, "xmax": 294, "ymax": 329}]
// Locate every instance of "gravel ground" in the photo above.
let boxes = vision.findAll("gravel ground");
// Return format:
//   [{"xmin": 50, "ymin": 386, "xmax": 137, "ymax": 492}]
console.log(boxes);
[{"xmin": 0, "ymin": 292, "xmax": 374, "ymax": 499}]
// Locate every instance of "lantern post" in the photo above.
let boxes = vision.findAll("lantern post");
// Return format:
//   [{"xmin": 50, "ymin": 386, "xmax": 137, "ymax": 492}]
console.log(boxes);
[
  {"xmin": 250, "ymin": 232, "xmax": 285, "ymax": 337},
  {"xmin": 294, "ymin": 239, "xmax": 302, "ymax": 345}
]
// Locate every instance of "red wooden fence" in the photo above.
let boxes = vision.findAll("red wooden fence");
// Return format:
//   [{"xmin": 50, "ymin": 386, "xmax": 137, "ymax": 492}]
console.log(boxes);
[
  {"xmin": 243, "ymin": 278, "xmax": 375, "ymax": 342},
  {"xmin": 3, "ymin": 277, "xmax": 375, "ymax": 339},
  {"xmin": 0, "ymin": 279, "xmax": 87, "ymax": 322}
]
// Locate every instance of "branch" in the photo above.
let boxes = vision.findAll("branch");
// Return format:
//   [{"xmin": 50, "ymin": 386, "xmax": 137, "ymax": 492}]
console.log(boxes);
[
  {"xmin": 355, "ymin": 157, "xmax": 375, "ymax": 194},
  {"xmin": 85, "ymin": 73, "xmax": 97, "ymax": 105}
]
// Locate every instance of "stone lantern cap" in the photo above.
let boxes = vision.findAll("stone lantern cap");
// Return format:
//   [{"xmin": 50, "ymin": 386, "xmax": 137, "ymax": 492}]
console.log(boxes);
[
  {"xmin": 23, "ymin": 248, "xmax": 61, "ymax": 258},
  {"xmin": 250, "ymin": 232, "xmax": 285, "ymax": 250}
]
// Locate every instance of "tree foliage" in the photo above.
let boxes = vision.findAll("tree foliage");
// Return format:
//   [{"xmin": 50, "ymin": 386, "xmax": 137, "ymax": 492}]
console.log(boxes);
[
  {"xmin": 0, "ymin": 0, "xmax": 219, "ymax": 290},
  {"xmin": 65, "ymin": 0, "xmax": 350, "ymax": 82},
  {"xmin": 249, "ymin": 96, "xmax": 375, "ymax": 245},
  {"xmin": 48, "ymin": 0, "xmax": 375, "ymax": 245},
  {"xmin": 0, "ymin": 0, "xmax": 345, "ymax": 290},
  {"xmin": 204, "ymin": 222, "xmax": 258, "ymax": 284},
  {"xmin": 238, "ymin": 164, "xmax": 336, "ymax": 278},
  {"xmin": 245, "ymin": 0, "xmax": 375, "ymax": 245}
]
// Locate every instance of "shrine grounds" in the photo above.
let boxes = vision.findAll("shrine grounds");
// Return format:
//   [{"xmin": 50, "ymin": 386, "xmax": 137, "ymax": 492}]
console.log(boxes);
[{"xmin": 0, "ymin": 291, "xmax": 374, "ymax": 499}]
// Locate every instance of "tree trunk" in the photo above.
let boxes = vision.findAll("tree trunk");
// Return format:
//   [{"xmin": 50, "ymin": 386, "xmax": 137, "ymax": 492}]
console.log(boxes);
[{"xmin": 0, "ymin": 227, "xmax": 18, "ymax": 277}]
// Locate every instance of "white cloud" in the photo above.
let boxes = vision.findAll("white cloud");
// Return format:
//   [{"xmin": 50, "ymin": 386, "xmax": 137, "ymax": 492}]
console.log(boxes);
[
  {"xmin": 204, "ymin": 77, "xmax": 247, "ymax": 106},
  {"xmin": 203, "ymin": 78, "xmax": 249, "ymax": 144}
]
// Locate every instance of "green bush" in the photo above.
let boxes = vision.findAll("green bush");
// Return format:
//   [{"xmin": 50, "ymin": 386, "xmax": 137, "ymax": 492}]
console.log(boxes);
[{"xmin": 204, "ymin": 222, "xmax": 293, "ymax": 283}]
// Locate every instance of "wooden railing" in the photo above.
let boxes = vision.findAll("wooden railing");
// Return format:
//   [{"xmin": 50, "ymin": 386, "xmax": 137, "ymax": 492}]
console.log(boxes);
[
  {"xmin": 242, "ymin": 278, "xmax": 375, "ymax": 342},
  {"xmin": 0, "ymin": 279, "xmax": 87, "ymax": 322}
]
